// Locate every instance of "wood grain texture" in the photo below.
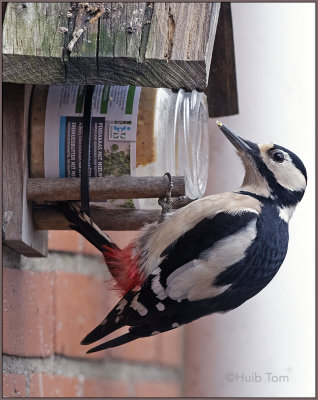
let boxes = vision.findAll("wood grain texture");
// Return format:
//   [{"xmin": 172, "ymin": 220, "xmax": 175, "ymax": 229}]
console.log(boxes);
[
  {"xmin": 27, "ymin": 176, "xmax": 186, "ymax": 202},
  {"xmin": 3, "ymin": 83, "xmax": 48, "ymax": 257},
  {"xmin": 205, "ymin": 2, "xmax": 239, "ymax": 117},
  {"xmin": 3, "ymin": 3, "xmax": 68, "ymax": 83},
  {"xmin": 3, "ymin": 2, "xmax": 220, "ymax": 89},
  {"xmin": 33, "ymin": 206, "xmax": 162, "ymax": 231}
]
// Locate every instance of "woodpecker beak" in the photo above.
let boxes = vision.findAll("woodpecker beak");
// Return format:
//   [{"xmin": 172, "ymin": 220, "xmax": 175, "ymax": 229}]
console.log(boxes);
[{"xmin": 216, "ymin": 121, "xmax": 254, "ymax": 155}]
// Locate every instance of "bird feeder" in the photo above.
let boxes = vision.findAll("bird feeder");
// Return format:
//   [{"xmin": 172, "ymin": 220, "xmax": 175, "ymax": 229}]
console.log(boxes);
[
  {"xmin": 2, "ymin": 2, "xmax": 239, "ymax": 258},
  {"xmin": 3, "ymin": 83, "xmax": 189, "ymax": 257}
]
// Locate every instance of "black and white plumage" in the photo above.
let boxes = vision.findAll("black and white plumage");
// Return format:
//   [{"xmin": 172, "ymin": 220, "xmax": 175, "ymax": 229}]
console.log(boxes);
[{"xmin": 67, "ymin": 122, "xmax": 307, "ymax": 353}]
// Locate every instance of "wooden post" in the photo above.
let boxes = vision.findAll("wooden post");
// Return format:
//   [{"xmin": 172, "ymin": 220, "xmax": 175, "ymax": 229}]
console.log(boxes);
[
  {"xmin": 2, "ymin": 2, "xmax": 220, "ymax": 89},
  {"xmin": 27, "ymin": 176, "xmax": 185, "ymax": 202},
  {"xmin": 205, "ymin": 2, "xmax": 239, "ymax": 117},
  {"xmin": 3, "ymin": 83, "xmax": 48, "ymax": 257}
]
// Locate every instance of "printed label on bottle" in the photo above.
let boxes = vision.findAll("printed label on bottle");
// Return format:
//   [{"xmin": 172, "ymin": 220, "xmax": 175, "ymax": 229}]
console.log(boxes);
[{"xmin": 44, "ymin": 85, "xmax": 140, "ymax": 180}]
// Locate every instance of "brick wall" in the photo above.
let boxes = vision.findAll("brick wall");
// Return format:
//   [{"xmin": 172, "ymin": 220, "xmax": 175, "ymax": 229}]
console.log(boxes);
[{"xmin": 3, "ymin": 231, "xmax": 184, "ymax": 397}]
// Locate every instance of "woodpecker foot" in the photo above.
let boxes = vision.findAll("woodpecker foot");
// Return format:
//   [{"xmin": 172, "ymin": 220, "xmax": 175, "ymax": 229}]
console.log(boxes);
[
  {"xmin": 158, "ymin": 174, "xmax": 195, "ymax": 222},
  {"xmin": 158, "ymin": 173, "xmax": 174, "ymax": 222}
]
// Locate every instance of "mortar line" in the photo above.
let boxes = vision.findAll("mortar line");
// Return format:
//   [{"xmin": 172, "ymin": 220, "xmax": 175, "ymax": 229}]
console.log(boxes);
[{"xmin": 3, "ymin": 354, "xmax": 182, "ymax": 383}]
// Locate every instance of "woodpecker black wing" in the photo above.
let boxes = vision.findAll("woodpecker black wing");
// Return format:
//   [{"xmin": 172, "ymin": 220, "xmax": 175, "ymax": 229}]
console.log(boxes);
[
  {"xmin": 82, "ymin": 202, "xmax": 264, "ymax": 353},
  {"xmin": 158, "ymin": 210, "xmax": 259, "ymax": 284}
]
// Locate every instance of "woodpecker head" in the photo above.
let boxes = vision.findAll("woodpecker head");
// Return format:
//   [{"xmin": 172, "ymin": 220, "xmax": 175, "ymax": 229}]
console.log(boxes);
[{"xmin": 216, "ymin": 121, "xmax": 307, "ymax": 207}]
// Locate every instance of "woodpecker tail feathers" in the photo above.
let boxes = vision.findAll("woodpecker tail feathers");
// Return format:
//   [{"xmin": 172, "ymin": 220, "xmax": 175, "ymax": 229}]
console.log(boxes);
[
  {"xmin": 80, "ymin": 317, "xmax": 125, "ymax": 346},
  {"xmin": 86, "ymin": 332, "xmax": 136, "ymax": 353},
  {"xmin": 83, "ymin": 317, "xmax": 153, "ymax": 353},
  {"xmin": 81, "ymin": 290, "xmax": 138, "ymax": 346},
  {"xmin": 56, "ymin": 202, "xmax": 117, "ymax": 253},
  {"xmin": 56, "ymin": 202, "xmax": 144, "ymax": 294}
]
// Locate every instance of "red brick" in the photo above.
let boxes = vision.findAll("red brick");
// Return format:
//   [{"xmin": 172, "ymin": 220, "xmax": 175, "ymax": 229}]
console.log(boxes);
[
  {"xmin": 30, "ymin": 374, "xmax": 82, "ymax": 397},
  {"xmin": 48, "ymin": 230, "xmax": 81, "ymax": 253},
  {"xmin": 84, "ymin": 379, "xmax": 129, "ymax": 397},
  {"xmin": 54, "ymin": 270, "xmax": 118, "ymax": 359},
  {"xmin": 49, "ymin": 230, "xmax": 139, "ymax": 256},
  {"xmin": 158, "ymin": 328, "xmax": 183, "ymax": 366},
  {"xmin": 135, "ymin": 381, "xmax": 181, "ymax": 397},
  {"xmin": 109, "ymin": 326, "xmax": 182, "ymax": 365},
  {"xmin": 81, "ymin": 238, "xmax": 101, "ymax": 256},
  {"xmin": 105, "ymin": 231, "xmax": 139, "ymax": 249},
  {"xmin": 82, "ymin": 230, "xmax": 139, "ymax": 255},
  {"xmin": 3, "ymin": 268, "xmax": 54, "ymax": 357},
  {"xmin": 3, "ymin": 374, "xmax": 26, "ymax": 397}
]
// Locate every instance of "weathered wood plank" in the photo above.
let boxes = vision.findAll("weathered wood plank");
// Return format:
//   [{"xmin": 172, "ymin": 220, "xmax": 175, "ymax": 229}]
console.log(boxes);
[
  {"xmin": 3, "ymin": 2, "xmax": 220, "ymax": 89},
  {"xmin": 205, "ymin": 2, "xmax": 239, "ymax": 117},
  {"xmin": 33, "ymin": 206, "xmax": 161, "ymax": 231},
  {"xmin": 3, "ymin": 83, "xmax": 48, "ymax": 257},
  {"xmin": 3, "ymin": 3, "xmax": 68, "ymax": 83},
  {"xmin": 27, "ymin": 176, "xmax": 186, "ymax": 202},
  {"xmin": 64, "ymin": 2, "xmax": 100, "ymax": 83},
  {"xmin": 96, "ymin": 2, "xmax": 147, "ymax": 58},
  {"xmin": 146, "ymin": 3, "xmax": 219, "ymax": 66},
  {"xmin": 126, "ymin": 3, "xmax": 147, "ymax": 58}
]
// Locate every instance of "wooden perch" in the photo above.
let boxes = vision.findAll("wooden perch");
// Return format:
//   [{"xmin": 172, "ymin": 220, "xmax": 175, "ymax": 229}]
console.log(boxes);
[
  {"xmin": 33, "ymin": 206, "xmax": 162, "ymax": 231},
  {"xmin": 2, "ymin": 2, "xmax": 220, "ymax": 89},
  {"xmin": 27, "ymin": 176, "xmax": 186, "ymax": 202}
]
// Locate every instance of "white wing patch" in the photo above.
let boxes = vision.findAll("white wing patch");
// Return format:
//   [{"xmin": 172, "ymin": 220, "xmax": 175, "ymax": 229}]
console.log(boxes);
[{"xmin": 165, "ymin": 218, "xmax": 257, "ymax": 302}]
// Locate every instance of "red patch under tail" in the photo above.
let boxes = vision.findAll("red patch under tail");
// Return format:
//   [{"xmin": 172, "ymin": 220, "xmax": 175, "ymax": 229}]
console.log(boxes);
[{"xmin": 103, "ymin": 241, "xmax": 144, "ymax": 295}]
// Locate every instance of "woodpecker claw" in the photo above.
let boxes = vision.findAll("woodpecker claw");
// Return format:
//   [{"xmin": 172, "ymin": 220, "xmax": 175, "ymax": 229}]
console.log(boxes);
[{"xmin": 158, "ymin": 172, "xmax": 174, "ymax": 222}]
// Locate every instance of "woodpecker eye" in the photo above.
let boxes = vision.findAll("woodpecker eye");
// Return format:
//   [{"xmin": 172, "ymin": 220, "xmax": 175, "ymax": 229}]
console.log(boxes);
[{"xmin": 270, "ymin": 150, "xmax": 285, "ymax": 163}]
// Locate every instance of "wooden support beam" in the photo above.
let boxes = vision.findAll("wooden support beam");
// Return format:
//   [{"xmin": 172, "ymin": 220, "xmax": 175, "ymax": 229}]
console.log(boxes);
[
  {"xmin": 27, "ymin": 176, "xmax": 185, "ymax": 202},
  {"xmin": 33, "ymin": 206, "xmax": 162, "ymax": 231},
  {"xmin": 205, "ymin": 2, "xmax": 239, "ymax": 117},
  {"xmin": 2, "ymin": 2, "xmax": 220, "ymax": 89},
  {"xmin": 3, "ymin": 83, "xmax": 48, "ymax": 257}
]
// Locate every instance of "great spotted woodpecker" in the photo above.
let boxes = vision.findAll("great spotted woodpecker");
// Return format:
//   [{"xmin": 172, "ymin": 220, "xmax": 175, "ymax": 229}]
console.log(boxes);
[{"xmin": 60, "ymin": 121, "xmax": 307, "ymax": 353}]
